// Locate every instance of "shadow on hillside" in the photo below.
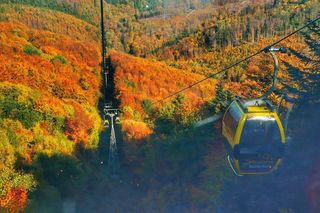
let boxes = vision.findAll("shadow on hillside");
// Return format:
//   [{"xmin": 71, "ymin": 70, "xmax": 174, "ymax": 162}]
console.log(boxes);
[{"xmin": 22, "ymin": 143, "xmax": 113, "ymax": 213}]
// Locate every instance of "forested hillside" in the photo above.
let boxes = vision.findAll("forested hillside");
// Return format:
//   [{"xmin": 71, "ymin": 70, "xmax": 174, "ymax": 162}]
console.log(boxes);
[
  {"xmin": 2, "ymin": 0, "xmax": 317, "ymax": 57},
  {"xmin": 0, "ymin": 8, "xmax": 102, "ymax": 211},
  {"xmin": 109, "ymin": 50, "xmax": 217, "ymax": 139},
  {"xmin": 109, "ymin": 35, "xmax": 313, "ymax": 140},
  {"xmin": 0, "ymin": 0, "xmax": 319, "ymax": 212}
]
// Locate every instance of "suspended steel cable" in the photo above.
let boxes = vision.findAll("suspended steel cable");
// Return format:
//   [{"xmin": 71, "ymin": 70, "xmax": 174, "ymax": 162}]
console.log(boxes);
[
  {"xmin": 153, "ymin": 16, "xmax": 320, "ymax": 104},
  {"xmin": 100, "ymin": 0, "xmax": 108, "ymax": 90}
]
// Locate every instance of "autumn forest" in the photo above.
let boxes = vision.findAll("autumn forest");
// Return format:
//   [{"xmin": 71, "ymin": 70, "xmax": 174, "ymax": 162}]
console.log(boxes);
[{"xmin": 0, "ymin": 0, "xmax": 319, "ymax": 212}]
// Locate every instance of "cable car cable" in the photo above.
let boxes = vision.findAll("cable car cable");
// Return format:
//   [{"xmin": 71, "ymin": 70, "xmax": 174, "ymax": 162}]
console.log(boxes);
[{"xmin": 153, "ymin": 16, "xmax": 320, "ymax": 105}]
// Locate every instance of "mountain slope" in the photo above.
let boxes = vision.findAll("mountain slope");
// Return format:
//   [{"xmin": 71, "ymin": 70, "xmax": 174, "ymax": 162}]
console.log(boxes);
[
  {"xmin": 109, "ymin": 50, "xmax": 217, "ymax": 139},
  {"xmin": 0, "ymin": 4, "xmax": 100, "ymax": 42},
  {"xmin": 0, "ymin": 0, "xmax": 318, "ymax": 212},
  {"xmin": 0, "ymin": 21, "xmax": 102, "ymax": 211}
]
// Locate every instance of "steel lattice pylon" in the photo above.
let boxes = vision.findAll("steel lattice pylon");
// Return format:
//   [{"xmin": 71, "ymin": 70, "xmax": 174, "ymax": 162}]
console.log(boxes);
[
  {"xmin": 103, "ymin": 104, "xmax": 120, "ymax": 177},
  {"xmin": 108, "ymin": 114, "xmax": 119, "ymax": 176}
]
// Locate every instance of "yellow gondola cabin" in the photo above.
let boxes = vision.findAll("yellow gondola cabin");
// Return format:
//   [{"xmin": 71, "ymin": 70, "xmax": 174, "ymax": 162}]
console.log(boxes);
[{"xmin": 222, "ymin": 98, "xmax": 286, "ymax": 176}]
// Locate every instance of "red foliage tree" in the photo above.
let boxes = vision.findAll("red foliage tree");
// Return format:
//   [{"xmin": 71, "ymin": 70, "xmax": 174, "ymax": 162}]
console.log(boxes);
[
  {"xmin": 0, "ymin": 187, "xmax": 28, "ymax": 213},
  {"xmin": 65, "ymin": 102, "xmax": 94, "ymax": 144}
]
